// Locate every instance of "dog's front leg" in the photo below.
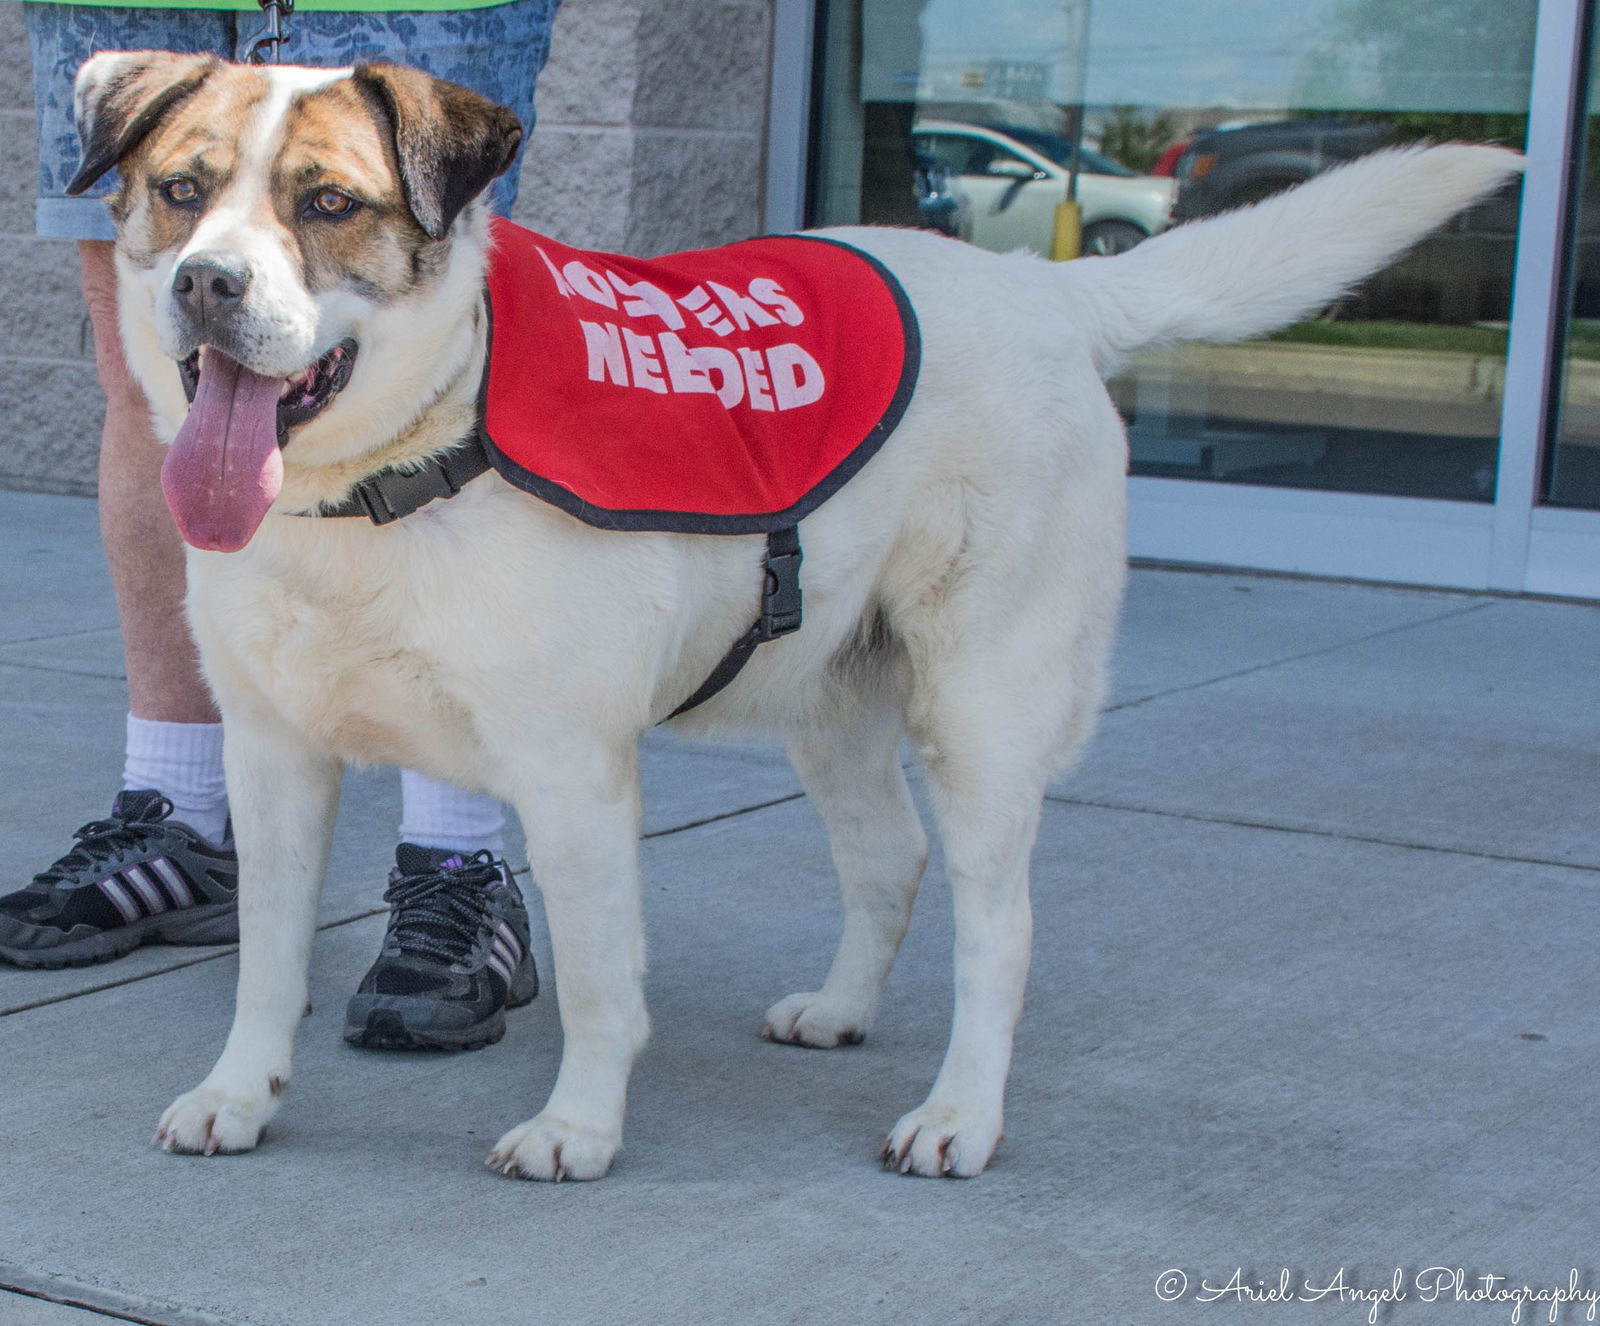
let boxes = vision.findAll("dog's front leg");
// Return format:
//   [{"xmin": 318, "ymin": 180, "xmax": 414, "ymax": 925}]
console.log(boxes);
[
  {"xmin": 488, "ymin": 742, "xmax": 646, "ymax": 1182},
  {"xmin": 157, "ymin": 719, "xmax": 339, "ymax": 1156}
]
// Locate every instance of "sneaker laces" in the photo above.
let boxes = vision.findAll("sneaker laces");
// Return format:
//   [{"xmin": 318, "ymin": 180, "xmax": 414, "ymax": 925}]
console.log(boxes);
[
  {"xmin": 32, "ymin": 796, "xmax": 176, "ymax": 889},
  {"xmin": 383, "ymin": 851, "xmax": 501, "ymax": 966}
]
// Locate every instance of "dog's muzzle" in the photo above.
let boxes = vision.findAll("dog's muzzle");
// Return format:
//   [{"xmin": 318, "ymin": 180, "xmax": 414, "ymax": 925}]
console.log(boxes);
[{"xmin": 178, "ymin": 339, "xmax": 359, "ymax": 434}]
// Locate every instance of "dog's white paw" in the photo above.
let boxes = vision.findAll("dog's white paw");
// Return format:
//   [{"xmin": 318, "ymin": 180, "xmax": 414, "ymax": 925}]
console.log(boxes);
[
  {"xmin": 155, "ymin": 1078, "xmax": 282, "ymax": 1156},
  {"xmin": 881, "ymin": 1103, "xmax": 1001, "ymax": 1178},
  {"xmin": 761, "ymin": 991, "xmax": 868, "ymax": 1048},
  {"xmin": 487, "ymin": 1114, "xmax": 618, "ymax": 1182}
]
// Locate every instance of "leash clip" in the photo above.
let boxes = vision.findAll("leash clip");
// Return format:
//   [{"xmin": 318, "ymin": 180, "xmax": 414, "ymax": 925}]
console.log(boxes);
[{"xmin": 244, "ymin": 0, "xmax": 295, "ymax": 65}]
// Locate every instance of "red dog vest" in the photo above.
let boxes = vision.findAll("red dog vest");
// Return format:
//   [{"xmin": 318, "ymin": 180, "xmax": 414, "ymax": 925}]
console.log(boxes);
[{"xmin": 481, "ymin": 217, "xmax": 920, "ymax": 534}]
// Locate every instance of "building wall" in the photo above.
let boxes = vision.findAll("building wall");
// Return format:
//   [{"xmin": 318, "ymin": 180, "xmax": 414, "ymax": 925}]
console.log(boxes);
[{"xmin": 0, "ymin": 0, "xmax": 773, "ymax": 495}]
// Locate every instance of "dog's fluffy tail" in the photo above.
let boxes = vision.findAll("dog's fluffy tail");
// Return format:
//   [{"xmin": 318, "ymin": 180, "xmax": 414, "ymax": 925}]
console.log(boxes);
[{"xmin": 1063, "ymin": 144, "xmax": 1523, "ymax": 372}]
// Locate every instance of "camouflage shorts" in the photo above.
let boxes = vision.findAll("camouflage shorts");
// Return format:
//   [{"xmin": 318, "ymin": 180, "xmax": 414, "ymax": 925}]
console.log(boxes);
[{"xmin": 25, "ymin": 0, "xmax": 560, "ymax": 239}]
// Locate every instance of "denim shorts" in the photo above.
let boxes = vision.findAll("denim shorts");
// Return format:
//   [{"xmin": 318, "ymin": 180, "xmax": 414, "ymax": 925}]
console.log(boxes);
[{"xmin": 25, "ymin": 0, "xmax": 559, "ymax": 239}]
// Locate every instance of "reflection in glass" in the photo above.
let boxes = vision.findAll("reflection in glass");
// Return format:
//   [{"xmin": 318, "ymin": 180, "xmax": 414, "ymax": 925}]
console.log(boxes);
[{"xmin": 813, "ymin": 0, "xmax": 1533, "ymax": 503}]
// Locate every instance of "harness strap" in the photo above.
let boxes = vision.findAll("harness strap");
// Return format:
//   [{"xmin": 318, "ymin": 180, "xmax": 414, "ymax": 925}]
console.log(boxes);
[
  {"xmin": 667, "ymin": 526, "xmax": 803, "ymax": 719},
  {"xmin": 310, "ymin": 435, "xmax": 493, "ymax": 525},
  {"xmin": 307, "ymin": 449, "xmax": 803, "ymax": 719}
]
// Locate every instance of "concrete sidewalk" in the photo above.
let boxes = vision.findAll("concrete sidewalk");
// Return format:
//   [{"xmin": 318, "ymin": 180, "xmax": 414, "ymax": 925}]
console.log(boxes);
[{"xmin": 1, "ymin": 488, "xmax": 1597, "ymax": 1326}]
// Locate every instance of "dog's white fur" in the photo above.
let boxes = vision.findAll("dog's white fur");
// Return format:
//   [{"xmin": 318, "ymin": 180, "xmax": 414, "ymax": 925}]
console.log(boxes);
[{"xmin": 95, "ymin": 61, "xmax": 1519, "ymax": 1178}]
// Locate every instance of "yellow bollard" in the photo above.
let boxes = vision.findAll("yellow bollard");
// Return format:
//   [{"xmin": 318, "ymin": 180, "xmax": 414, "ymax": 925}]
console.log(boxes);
[{"xmin": 1050, "ymin": 200, "xmax": 1082, "ymax": 261}]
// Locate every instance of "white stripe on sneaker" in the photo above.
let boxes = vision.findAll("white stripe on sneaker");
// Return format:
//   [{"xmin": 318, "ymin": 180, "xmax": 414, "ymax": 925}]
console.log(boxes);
[
  {"xmin": 486, "ymin": 951, "xmax": 514, "ymax": 986},
  {"xmin": 150, "ymin": 857, "xmax": 195, "ymax": 908},
  {"xmin": 495, "ymin": 921, "xmax": 521, "ymax": 962},
  {"xmin": 122, "ymin": 865, "xmax": 168, "ymax": 914},
  {"xmin": 489, "ymin": 937, "xmax": 516, "ymax": 971},
  {"xmin": 98, "ymin": 875, "xmax": 142, "ymax": 924}
]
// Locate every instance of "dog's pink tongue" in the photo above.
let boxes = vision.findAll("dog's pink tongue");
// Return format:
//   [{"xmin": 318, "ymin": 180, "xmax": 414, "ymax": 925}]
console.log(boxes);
[{"xmin": 161, "ymin": 351, "xmax": 284, "ymax": 552}]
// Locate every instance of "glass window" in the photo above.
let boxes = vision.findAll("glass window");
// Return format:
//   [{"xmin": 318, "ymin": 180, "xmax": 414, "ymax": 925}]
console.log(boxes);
[{"xmin": 813, "ymin": 0, "xmax": 1534, "ymax": 502}]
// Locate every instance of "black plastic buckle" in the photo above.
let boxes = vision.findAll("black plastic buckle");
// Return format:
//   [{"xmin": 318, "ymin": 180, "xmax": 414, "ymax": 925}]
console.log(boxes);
[
  {"xmin": 352, "ymin": 480, "xmax": 397, "ymax": 526},
  {"xmin": 351, "ymin": 461, "xmax": 463, "ymax": 526},
  {"xmin": 756, "ymin": 526, "xmax": 803, "ymax": 641}
]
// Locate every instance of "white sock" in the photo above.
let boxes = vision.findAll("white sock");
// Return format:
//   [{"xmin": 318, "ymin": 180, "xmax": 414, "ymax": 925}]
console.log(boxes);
[
  {"xmin": 123, "ymin": 715, "xmax": 230, "ymax": 844},
  {"xmin": 398, "ymin": 770, "xmax": 505, "ymax": 857}
]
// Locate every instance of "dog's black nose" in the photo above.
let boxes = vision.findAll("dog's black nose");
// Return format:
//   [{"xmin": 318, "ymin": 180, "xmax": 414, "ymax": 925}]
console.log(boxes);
[{"xmin": 172, "ymin": 255, "xmax": 251, "ymax": 326}]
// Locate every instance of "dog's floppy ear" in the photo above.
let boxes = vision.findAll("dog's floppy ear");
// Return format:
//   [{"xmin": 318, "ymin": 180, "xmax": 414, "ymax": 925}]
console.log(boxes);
[
  {"xmin": 353, "ymin": 61, "xmax": 524, "ymax": 241},
  {"xmin": 67, "ymin": 51, "xmax": 220, "ymax": 196}
]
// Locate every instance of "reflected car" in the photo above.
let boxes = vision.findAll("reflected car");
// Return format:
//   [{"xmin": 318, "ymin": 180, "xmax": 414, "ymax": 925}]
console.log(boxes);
[
  {"xmin": 911, "ymin": 120, "xmax": 1176, "ymax": 257},
  {"xmin": 1172, "ymin": 118, "xmax": 1394, "ymax": 220}
]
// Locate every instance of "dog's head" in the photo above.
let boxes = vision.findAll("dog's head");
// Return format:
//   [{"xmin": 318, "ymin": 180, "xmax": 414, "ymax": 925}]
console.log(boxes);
[{"xmin": 70, "ymin": 53, "xmax": 523, "ymax": 550}]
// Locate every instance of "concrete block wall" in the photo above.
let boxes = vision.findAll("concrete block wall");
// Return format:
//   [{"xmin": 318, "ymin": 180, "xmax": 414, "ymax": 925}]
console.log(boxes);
[
  {"xmin": 0, "ymin": 0, "xmax": 774, "ymax": 496},
  {"xmin": 0, "ymin": 2, "xmax": 103, "ymax": 494},
  {"xmin": 523, "ymin": 0, "xmax": 772, "ymax": 255}
]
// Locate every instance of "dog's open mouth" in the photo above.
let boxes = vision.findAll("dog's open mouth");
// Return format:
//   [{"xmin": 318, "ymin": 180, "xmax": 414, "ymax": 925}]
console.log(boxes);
[
  {"xmin": 164, "ymin": 340, "xmax": 359, "ymax": 555},
  {"xmin": 178, "ymin": 338, "xmax": 359, "ymax": 438}
]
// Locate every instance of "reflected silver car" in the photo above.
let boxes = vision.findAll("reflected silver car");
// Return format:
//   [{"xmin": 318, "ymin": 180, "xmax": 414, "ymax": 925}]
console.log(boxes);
[{"xmin": 913, "ymin": 120, "xmax": 1176, "ymax": 257}]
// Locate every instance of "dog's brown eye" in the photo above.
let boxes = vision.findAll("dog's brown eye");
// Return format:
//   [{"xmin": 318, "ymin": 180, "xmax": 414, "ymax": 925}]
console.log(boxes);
[
  {"xmin": 311, "ymin": 189, "xmax": 356, "ymax": 217},
  {"xmin": 162, "ymin": 178, "xmax": 199, "ymax": 205}
]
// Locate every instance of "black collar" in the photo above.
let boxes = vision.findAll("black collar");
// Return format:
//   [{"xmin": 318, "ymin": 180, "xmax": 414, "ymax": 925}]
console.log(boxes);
[{"xmin": 306, "ymin": 432, "xmax": 492, "ymax": 525}]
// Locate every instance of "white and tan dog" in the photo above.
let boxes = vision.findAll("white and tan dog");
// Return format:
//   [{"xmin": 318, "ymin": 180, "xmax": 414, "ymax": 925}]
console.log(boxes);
[{"xmin": 70, "ymin": 51, "xmax": 1518, "ymax": 1180}]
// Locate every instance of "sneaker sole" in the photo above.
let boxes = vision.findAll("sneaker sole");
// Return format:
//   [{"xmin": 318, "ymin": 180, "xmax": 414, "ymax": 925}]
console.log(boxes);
[
  {"xmin": 343, "ymin": 1006, "xmax": 509, "ymax": 1052},
  {"xmin": 0, "ymin": 903, "xmax": 239, "ymax": 970}
]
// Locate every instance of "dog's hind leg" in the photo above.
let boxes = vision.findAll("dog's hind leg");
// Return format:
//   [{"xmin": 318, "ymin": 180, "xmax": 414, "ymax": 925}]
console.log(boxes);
[
  {"xmin": 882, "ymin": 556, "xmax": 1115, "ymax": 1177},
  {"xmin": 488, "ymin": 737, "xmax": 647, "ymax": 1182},
  {"xmin": 762, "ymin": 693, "xmax": 927, "ymax": 1049},
  {"xmin": 157, "ymin": 719, "xmax": 340, "ymax": 1156},
  {"xmin": 882, "ymin": 679, "xmax": 1049, "ymax": 1179}
]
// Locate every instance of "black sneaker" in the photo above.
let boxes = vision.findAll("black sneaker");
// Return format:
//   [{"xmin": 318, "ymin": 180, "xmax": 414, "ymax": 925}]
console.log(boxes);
[
  {"xmin": 0, "ymin": 790, "xmax": 239, "ymax": 969},
  {"xmin": 343, "ymin": 844, "xmax": 539, "ymax": 1052}
]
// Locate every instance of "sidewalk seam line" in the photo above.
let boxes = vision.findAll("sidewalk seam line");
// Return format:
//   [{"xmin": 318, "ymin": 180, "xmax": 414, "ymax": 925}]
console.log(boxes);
[
  {"xmin": 643, "ymin": 791, "xmax": 805, "ymax": 839},
  {"xmin": 0, "ymin": 624, "xmax": 121, "ymax": 647},
  {"xmin": 0, "ymin": 353, "xmax": 93, "ymax": 369},
  {"xmin": 0, "ymin": 907, "xmax": 386, "ymax": 1019},
  {"xmin": 0, "ymin": 1272, "xmax": 235, "ymax": 1326},
  {"xmin": 0, "ymin": 659, "xmax": 125, "ymax": 681},
  {"xmin": 1044, "ymin": 793, "xmax": 1600, "ymax": 875},
  {"xmin": 0, "ymin": 1285, "xmax": 186, "ymax": 1326},
  {"xmin": 1103, "ymin": 600, "xmax": 1496, "ymax": 714}
]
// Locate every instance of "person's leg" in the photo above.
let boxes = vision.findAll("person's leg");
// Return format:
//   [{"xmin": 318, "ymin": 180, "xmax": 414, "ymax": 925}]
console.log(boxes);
[
  {"xmin": 82, "ymin": 241, "xmax": 231, "ymax": 847},
  {"xmin": 397, "ymin": 771, "xmax": 505, "ymax": 857},
  {"xmin": 0, "ymin": 6, "xmax": 244, "ymax": 971},
  {"xmin": 82, "ymin": 240, "xmax": 221, "ymax": 727},
  {"xmin": 30, "ymin": 6, "xmax": 234, "ymax": 852}
]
